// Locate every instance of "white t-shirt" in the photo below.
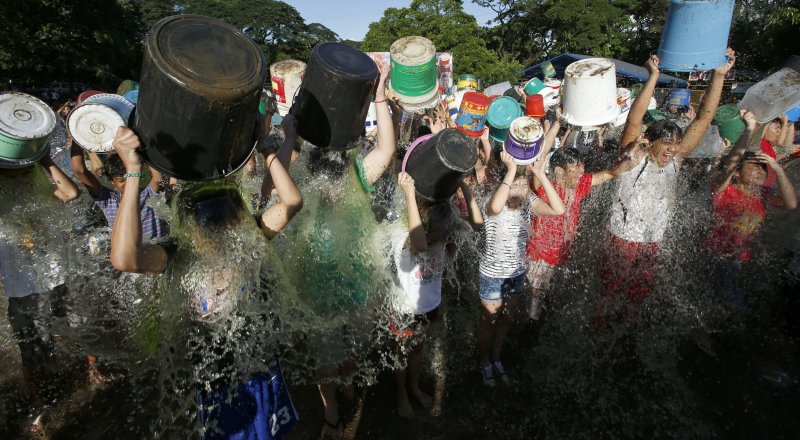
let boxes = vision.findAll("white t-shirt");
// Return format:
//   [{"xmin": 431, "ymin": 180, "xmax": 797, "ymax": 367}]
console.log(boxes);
[
  {"xmin": 479, "ymin": 202, "xmax": 534, "ymax": 279},
  {"xmin": 392, "ymin": 233, "xmax": 445, "ymax": 315},
  {"xmin": 607, "ymin": 155, "xmax": 681, "ymax": 243}
]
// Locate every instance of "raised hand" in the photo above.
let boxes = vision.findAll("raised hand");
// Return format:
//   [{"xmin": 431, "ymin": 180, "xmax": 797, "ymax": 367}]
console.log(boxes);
[
  {"xmin": 645, "ymin": 54, "xmax": 660, "ymax": 75},
  {"xmin": 112, "ymin": 127, "xmax": 143, "ymax": 169},
  {"xmin": 715, "ymin": 48, "xmax": 736, "ymax": 75},
  {"xmin": 375, "ymin": 57, "xmax": 389, "ymax": 98},
  {"xmin": 740, "ymin": 109, "xmax": 757, "ymax": 130},
  {"xmin": 281, "ymin": 113, "xmax": 298, "ymax": 138},
  {"xmin": 398, "ymin": 171, "xmax": 416, "ymax": 195}
]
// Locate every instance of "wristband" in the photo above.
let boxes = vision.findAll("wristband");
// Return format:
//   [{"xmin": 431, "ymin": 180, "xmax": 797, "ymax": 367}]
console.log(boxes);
[
  {"xmin": 374, "ymin": 97, "xmax": 387, "ymax": 104},
  {"xmin": 501, "ymin": 182, "xmax": 511, "ymax": 189},
  {"xmin": 123, "ymin": 172, "xmax": 144, "ymax": 179}
]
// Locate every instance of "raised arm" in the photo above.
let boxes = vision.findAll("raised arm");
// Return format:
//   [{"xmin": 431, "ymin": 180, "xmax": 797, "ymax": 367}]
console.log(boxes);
[
  {"xmin": 486, "ymin": 151, "xmax": 517, "ymax": 216},
  {"xmin": 41, "ymin": 152, "xmax": 80, "ymax": 202},
  {"xmin": 762, "ymin": 153, "xmax": 798, "ymax": 210},
  {"xmin": 260, "ymin": 114, "xmax": 298, "ymax": 198},
  {"xmin": 257, "ymin": 127, "xmax": 303, "ymax": 239},
  {"xmin": 621, "ymin": 55, "xmax": 660, "ymax": 152},
  {"xmin": 69, "ymin": 141, "xmax": 102, "ymax": 197},
  {"xmin": 109, "ymin": 127, "xmax": 168, "ymax": 274},
  {"xmin": 362, "ymin": 58, "xmax": 396, "ymax": 185},
  {"xmin": 529, "ymin": 155, "xmax": 565, "ymax": 216},
  {"xmin": 710, "ymin": 109, "xmax": 756, "ymax": 194},
  {"xmin": 531, "ymin": 118, "xmax": 562, "ymax": 190},
  {"xmin": 398, "ymin": 172, "xmax": 427, "ymax": 253},
  {"xmin": 458, "ymin": 179, "xmax": 484, "ymax": 231},
  {"xmin": 680, "ymin": 48, "xmax": 736, "ymax": 157}
]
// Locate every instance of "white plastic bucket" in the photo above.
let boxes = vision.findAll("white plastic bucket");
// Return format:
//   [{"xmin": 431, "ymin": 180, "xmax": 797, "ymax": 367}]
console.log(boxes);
[
  {"xmin": 612, "ymin": 88, "xmax": 633, "ymax": 127},
  {"xmin": 270, "ymin": 60, "xmax": 306, "ymax": 117},
  {"xmin": 739, "ymin": 67, "xmax": 800, "ymax": 123},
  {"xmin": 561, "ymin": 58, "xmax": 618, "ymax": 126},
  {"xmin": 68, "ymin": 93, "xmax": 134, "ymax": 153},
  {"xmin": 365, "ymin": 102, "xmax": 378, "ymax": 134}
]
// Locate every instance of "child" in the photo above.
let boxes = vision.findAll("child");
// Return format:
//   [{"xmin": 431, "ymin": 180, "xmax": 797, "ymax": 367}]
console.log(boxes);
[
  {"xmin": 705, "ymin": 110, "xmax": 797, "ymax": 308},
  {"xmin": 392, "ymin": 173, "xmax": 482, "ymax": 417},
  {"xmin": 478, "ymin": 151, "xmax": 565, "ymax": 386}
]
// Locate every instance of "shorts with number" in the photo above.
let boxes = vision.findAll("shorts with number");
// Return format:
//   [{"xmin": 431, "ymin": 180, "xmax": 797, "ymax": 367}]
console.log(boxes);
[
  {"xmin": 528, "ymin": 259, "xmax": 557, "ymax": 292},
  {"xmin": 478, "ymin": 272, "xmax": 527, "ymax": 302}
]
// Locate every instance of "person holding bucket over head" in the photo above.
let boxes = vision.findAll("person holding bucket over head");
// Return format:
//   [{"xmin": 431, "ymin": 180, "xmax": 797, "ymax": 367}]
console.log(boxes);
[
  {"xmin": 595, "ymin": 49, "xmax": 736, "ymax": 327},
  {"xmin": 477, "ymin": 148, "xmax": 565, "ymax": 386},
  {"xmin": 108, "ymin": 120, "xmax": 303, "ymax": 438}
]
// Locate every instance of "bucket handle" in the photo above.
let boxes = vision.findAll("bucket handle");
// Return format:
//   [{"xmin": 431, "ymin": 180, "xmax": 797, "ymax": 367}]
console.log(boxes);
[{"xmin": 401, "ymin": 133, "xmax": 434, "ymax": 172}]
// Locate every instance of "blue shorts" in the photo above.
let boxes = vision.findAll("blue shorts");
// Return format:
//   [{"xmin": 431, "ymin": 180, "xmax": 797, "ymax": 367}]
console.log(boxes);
[{"xmin": 478, "ymin": 273, "xmax": 527, "ymax": 302}]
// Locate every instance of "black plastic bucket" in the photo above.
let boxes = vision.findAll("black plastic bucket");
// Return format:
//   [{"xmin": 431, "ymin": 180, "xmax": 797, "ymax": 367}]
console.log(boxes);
[
  {"xmin": 290, "ymin": 43, "xmax": 377, "ymax": 150},
  {"xmin": 402, "ymin": 128, "xmax": 477, "ymax": 201},
  {"xmin": 134, "ymin": 15, "xmax": 267, "ymax": 181}
]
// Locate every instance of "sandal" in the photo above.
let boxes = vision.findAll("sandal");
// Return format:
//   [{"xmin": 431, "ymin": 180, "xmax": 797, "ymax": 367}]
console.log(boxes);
[{"xmin": 321, "ymin": 416, "xmax": 344, "ymax": 440}]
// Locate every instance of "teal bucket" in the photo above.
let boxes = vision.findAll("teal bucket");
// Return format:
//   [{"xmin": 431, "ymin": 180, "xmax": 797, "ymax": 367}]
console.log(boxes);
[
  {"xmin": 523, "ymin": 77, "xmax": 545, "ymax": 95},
  {"xmin": 487, "ymin": 96, "xmax": 523, "ymax": 142}
]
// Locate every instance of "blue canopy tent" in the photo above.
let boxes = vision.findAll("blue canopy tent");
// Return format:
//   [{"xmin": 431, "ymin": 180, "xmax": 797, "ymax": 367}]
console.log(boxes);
[{"xmin": 522, "ymin": 53, "xmax": 688, "ymax": 87}]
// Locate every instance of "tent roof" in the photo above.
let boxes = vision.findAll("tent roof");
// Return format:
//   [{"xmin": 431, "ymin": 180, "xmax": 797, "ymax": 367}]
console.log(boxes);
[{"xmin": 522, "ymin": 53, "xmax": 688, "ymax": 87}]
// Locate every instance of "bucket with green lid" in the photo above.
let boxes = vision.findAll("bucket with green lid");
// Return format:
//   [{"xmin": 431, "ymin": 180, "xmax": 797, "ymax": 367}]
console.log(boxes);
[
  {"xmin": 0, "ymin": 92, "xmax": 56, "ymax": 169},
  {"xmin": 714, "ymin": 103, "xmax": 745, "ymax": 144},
  {"xmin": 457, "ymin": 74, "xmax": 478, "ymax": 91},
  {"xmin": 390, "ymin": 36, "xmax": 438, "ymax": 106},
  {"xmin": 486, "ymin": 96, "xmax": 523, "ymax": 142}
]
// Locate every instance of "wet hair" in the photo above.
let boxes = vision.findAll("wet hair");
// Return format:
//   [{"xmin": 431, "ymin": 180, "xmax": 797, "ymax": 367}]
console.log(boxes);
[
  {"xmin": 417, "ymin": 125, "xmax": 432, "ymax": 138},
  {"xmin": 104, "ymin": 154, "xmax": 126, "ymax": 180},
  {"xmin": 737, "ymin": 152, "xmax": 768, "ymax": 173},
  {"xmin": 550, "ymin": 147, "xmax": 583, "ymax": 173},
  {"xmin": 181, "ymin": 186, "xmax": 245, "ymax": 230},
  {"xmin": 644, "ymin": 119, "xmax": 683, "ymax": 145},
  {"xmin": 307, "ymin": 148, "xmax": 348, "ymax": 180},
  {"xmin": 421, "ymin": 201, "xmax": 454, "ymax": 246}
]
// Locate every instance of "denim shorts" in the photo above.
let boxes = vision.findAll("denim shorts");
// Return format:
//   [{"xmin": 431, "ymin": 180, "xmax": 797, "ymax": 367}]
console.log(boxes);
[{"xmin": 478, "ymin": 273, "xmax": 527, "ymax": 302}]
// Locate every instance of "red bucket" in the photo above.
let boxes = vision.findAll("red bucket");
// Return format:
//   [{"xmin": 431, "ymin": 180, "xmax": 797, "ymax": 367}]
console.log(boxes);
[
  {"xmin": 455, "ymin": 92, "xmax": 490, "ymax": 137},
  {"xmin": 525, "ymin": 94, "xmax": 545, "ymax": 118},
  {"xmin": 76, "ymin": 90, "xmax": 103, "ymax": 105}
]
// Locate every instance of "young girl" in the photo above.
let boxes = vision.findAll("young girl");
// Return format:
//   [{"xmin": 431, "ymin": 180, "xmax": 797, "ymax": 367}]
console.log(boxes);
[
  {"xmin": 478, "ymin": 151, "xmax": 565, "ymax": 385},
  {"xmin": 392, "ymin": 173, "xmax": 482, "ymax": 416}
]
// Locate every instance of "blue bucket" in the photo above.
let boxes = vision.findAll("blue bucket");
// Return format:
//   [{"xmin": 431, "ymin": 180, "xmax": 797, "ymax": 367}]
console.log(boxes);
[
  {"xmin": 787, "ymin": 104, "xmax": 800, "ymax": 122},
  {"xmin": 657, "ymin": 0, "xmax": 735, "ymax": 72},
  {"xmin": 123, "ymin": 90, "xmax": 139, "ymax": 105},
  {"xmin": 665, "ymin": 88, "xmax": 691, "ymax": 111}
]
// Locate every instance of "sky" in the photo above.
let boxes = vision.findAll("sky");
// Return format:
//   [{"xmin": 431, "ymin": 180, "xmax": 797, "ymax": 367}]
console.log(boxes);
[{"xmin": 288, "ymin": 0, "xmax": 496, "ymax": 41}]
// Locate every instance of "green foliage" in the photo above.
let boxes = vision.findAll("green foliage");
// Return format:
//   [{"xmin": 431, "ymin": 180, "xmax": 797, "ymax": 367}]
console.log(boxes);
[{"xmin": 362, "ymin": 0, "xmax": 522, "ymax": 84}]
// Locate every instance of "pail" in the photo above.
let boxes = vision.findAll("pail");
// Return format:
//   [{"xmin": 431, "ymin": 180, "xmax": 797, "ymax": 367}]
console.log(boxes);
[
  {"xmin": 455, "ymin": 92, "xmax": 490, "ymax": 137},
  {"xmin": 645, "ymin": 109, "xmax": 668, "ymax": 124},
  {"xmin": 116, "ymin": 79, "xmax": 139, "ymax": 96},
  {"xmin": 504, "ymin": 117, "xmax": 544, "ymax": 165},
  {"xmin": 739, "ymin": 66, "xmax": 800, "ymax": 123},
  {"xmin": 486, "ymin": 96, "xmax": 523, "ymax": 142},
  {"xmin": 77, "ymin": 90, "xmax": 103, "ymax": 105},
  {"xmin": 0, "ymin": 92, "xmax": 55, "ymax": 168},
  {"xmin": 657, "ymin": 0, "xmax": 735, "ymax": 72},
  {"xmin": 69, "ymin": 93, "xmax": 135, "ymax": 153},
  {"xmin": 292, "ymin": 43, "xmax": 377, "ymax": 149},
  {"xmin": 457, "ymin": 74, "xmax": 479, "ymax": 91},
  {"xmin": 365, "ymin": 102, "xmax": 378, "ymax": 135},
  {"xmin": 401, "ymin": 128, "xmax": 477, "ymax": 201},
  {"xmin": 270, "ymin": 60, "xmax": 306, "ymax": 117},
  {"xmin": 666, "ymin": 88, "xmax": 691, "ymax": 111},
  {"xmin": 787, "ymin": 104, "xmax": 800, "ymax": 123},
  {"xmin": 561, "ymin": 58, "xmax": 618, "ymax": 126},
  {"xmin": 523, "ymin": 77, "xmax": 545, "ymax": 95},
  {"xmin": 448, "ymin": 90, "xmax": 466, "ymax": 121},
  {"xmin": 714, "ymin": 103, "xmax": 745, "ymax": 143},
  {"xmin": 525, "ymin": 94, "xmax": 545, "ymax": 118},
  {"xmin": 123, "ymin": 90, "xmax": 139, "ymax": 105},
  {"xmin": 544, "ymin": 78, "xmax": 561, "ymax": 93},
  {"xmin": 541, "ymin": 61, "xmax": 556, "ymax": 78},
  {"xmin": 445, "ymin": 94, "xmax": 458, "ymax": 119},
  {"xmin": 390, "ymin": 36, "xmax": 438, "ymax": 104},
  {"xmin": 612, "ymin": 88, "xmax": 632, "ymax": 127},
  {"xmin": 134, "ymin": 15, "xmax": 267, "ymax": 181}
]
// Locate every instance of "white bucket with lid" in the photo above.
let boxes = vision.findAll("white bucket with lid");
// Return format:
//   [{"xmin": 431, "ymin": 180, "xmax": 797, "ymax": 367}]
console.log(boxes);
[
  {"xmin": 270, "ymin": 60, "xmax": 306, "ymax": 117},
  {"xmin": 504, "ymin": 116, "xmax": 545, "ymax": 165},
  {"xmin": 0, "ymin": 92, "xmax": 56, "ymax": 168},
  {"xmin": 68, "ymin": 93, "xmax": 134, "ymax": 153},
  {"xmin": 561, "ymin": 58, "xmax": 618, "ymax": 126}
]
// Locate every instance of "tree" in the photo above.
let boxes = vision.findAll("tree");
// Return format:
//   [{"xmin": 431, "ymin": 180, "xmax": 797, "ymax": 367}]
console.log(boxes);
[{"xmin": 362, "ymin": 0, "xmax": 522, "ymax": 84}]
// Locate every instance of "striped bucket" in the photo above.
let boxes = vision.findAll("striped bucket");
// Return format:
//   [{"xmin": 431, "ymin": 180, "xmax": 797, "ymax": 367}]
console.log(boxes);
[
  {"xmin": 504, "ymin": 117, "xmax": 544, "ymax": 165},
  {"xmin": 68, "ymin": 93, "xmax": 134, "ymax": 153},
  {"xmin": 458, "ymin": 74, "xmax": 478, "ymax": 91},
  {"xmin": 390, "ymin": 36, "xmax": 438, "ymax": 105},
  {"xmin": 270, "ymin": 60, "xmax": 306, "ymax": 117},
  {"xmin": 0, "ymin": 92, "xmax": 55, "ymax": 168},
  {"xmin": 486, "ymin": 96, "xmax": 523, "ymax": 142},
  {"xmin": 455, "ymin": 92, "xmax": 490, "ymax": 137}
]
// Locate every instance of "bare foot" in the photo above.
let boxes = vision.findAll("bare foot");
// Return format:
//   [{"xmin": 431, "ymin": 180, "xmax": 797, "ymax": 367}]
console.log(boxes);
[
  {"xmin": 410, "ymin": 387, "xmax": 433, "ymax": 410},
  {"xmin": 397, "ymin": 396, "xmax": 414, "ymax": 418}
]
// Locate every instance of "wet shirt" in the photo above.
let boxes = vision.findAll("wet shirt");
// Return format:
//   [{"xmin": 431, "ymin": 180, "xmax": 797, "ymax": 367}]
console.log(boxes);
[
  {"xmin": 704, "ymin": 184, "xmax": 766, "ymax": 262},
  {"xmin": 528, "ymin": 173, "xmax": 592, "ymax": 266},
  {"xmin": 608, "ymin": 156, "xmax": 680, "ymax": 243},
  {"xmin": 480, "ymin": 202, "xmax": 535, "ymax": 279},
  {"xmin": 392, "ymin": 233, "xmax": 445, "ymax": 315},
  {"xmin": 760, "ymin": 139, "xmax": 777, "ymax": 187},
  {"xmin": 94, "ymin": 185, "xmax": 168, "ymax": 240}
]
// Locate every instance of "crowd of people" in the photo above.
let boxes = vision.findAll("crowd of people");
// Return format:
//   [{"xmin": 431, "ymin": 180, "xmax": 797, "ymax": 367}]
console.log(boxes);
[{"xmin": 2, "ymin": 44, "xmax": 800, "ymax": 440}]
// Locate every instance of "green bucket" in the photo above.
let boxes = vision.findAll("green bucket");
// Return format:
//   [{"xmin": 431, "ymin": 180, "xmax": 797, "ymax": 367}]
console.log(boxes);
[
  {"xmin": 458, "ymin": 74, "xmax": 479, "ymax": 91},
  {"xmin": 541, "ymin": 61, "xmax": 556, "ymax": 78},
  {"xmin": 714, "ymin": 103, "xmax": 745, "ymax": 144},
  {"xmin": 0, "ymin": 92, "xmax": 56, "ymax": 168},
  {"xmin": 644, "ymin": 109, "xmax": 668, "ymax": 124},
  {"xmin": 523, "ymin": 77, "xmax": 546, "ymax": 95},
  {"xmin": 487, "ymin": 96, "xmax": 523, "ymax": 142},
  {"xmin": 390, "ymin": 36, "xmax": 438, "ymax": 103}
]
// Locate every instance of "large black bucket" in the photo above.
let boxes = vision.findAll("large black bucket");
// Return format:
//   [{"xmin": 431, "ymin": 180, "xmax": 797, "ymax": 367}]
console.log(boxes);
[
  {"xmin": 134, "ymin": 15, "xmax": 267, "ymax": 181},
  {"xmin": 402, "ymin": 128, "xmax": 477, "ymax": 201},
  {"xmin": 290, "ymin": 43, "xmax": 377, "ymax": 150}
]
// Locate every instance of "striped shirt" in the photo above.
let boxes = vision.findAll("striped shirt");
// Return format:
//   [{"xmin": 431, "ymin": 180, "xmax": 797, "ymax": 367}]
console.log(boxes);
[
  {"xmin": 479, "ymin": 200, "xmax": 536, "ymax": 279},
  {"xmin": 94, "ymin": 186, "xmax": 169, "ymax": 240}
]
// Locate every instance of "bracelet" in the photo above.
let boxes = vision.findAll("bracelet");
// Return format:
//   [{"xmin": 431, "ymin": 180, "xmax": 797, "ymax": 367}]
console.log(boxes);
[
  {"xmin": 374, "ymin": 97, "xmax": 387, "ymax": 104},
  {"xmin": 501, "ymin": 182, "xmax": 511, "ymax": 189},
  {"xmin": 123, "ymin": 172, "xmax": 144, "ymax": 179}
]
